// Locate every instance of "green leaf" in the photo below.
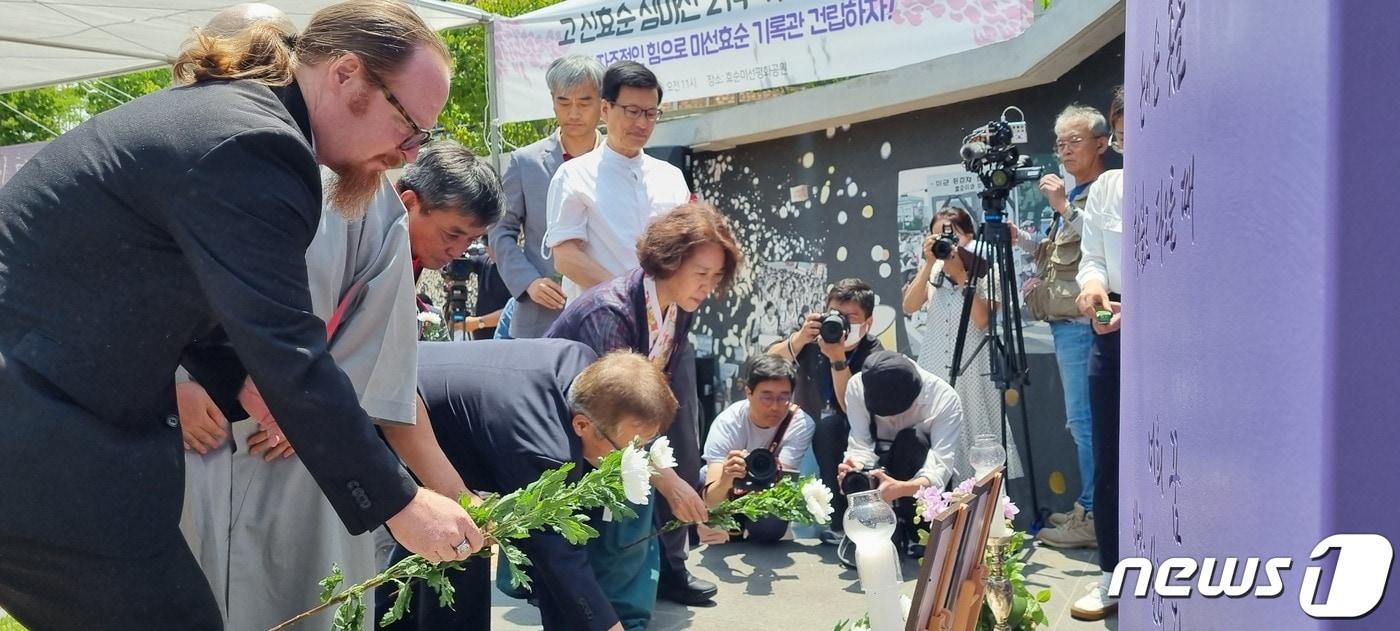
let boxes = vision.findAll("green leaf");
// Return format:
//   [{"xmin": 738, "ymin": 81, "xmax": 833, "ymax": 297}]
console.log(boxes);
[
  {"xmin": 554, "ymin": 515, "xmax": 599, "ymax": 546},
  {"xmin": 500, "ymin": 542, "xmax": 535, "ymax": 590},
  {"xmin": 1035, "ymin": 588, "xmax": 1051, "ymax": 603},
  {"xmin": 319, "ymin": 563, "xmax": 345, "ymax": 603},
  {"xmin": 331, "ymin": 597, "xmax": 365, "ymax": 631},
  {"xmin": 380, "ymin": 579, "xmax": 415, "ymax": 626},
  {"xmin": 423, "ymin": 566, "xmax": 457, "ymax": 609}
]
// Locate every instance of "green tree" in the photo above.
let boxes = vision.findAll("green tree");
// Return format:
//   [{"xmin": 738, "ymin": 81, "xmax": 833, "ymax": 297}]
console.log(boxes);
[
  {"xmin": 0, "ymin": 86, "xmax": 83, "ymax": 145},
  {"xmin": 439, "ymin": 0, "xmax": 563, "ymax": 156},
  {"xmin": 79, "ymin": 68, "xmax": 173, "ymax": 118}
]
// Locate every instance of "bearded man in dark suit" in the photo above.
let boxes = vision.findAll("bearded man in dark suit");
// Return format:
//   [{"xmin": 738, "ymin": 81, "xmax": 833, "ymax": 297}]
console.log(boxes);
[{"xmin": 0, "ymin": 2, "xmax": 484, "ymax": 628}]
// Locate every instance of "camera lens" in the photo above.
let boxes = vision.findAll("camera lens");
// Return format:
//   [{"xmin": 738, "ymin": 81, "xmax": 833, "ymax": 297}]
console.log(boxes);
[
  {"xmin": 744, "ymin": 449, "xmax": 778, "ymax": 489},
  {"xmin": 932, "ymin": 235, "xmax": 957, "ymax": 260},
  {"xmin": 840, "ymin": 470, "xmax": 874, "ymax": 495},
  {"xmin": 819, "ymin": 311, "xmax": 848, "ymax": 344}
]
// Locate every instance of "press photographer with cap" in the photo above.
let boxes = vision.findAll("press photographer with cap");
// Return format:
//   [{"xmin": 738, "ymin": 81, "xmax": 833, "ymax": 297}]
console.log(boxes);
[{"xmin": 836, "ymin": 351, "xmax": 963, "ymax": 563}]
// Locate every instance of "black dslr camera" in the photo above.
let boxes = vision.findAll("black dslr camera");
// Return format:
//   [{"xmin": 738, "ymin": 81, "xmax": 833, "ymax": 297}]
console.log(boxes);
[
  {"xmin": 735, "ymin": 448, "xmax": 780, "ymax": 493},
  {"xmin": 840, "ymin": 465, "xmax": 878, "ymax": 495},
  {"xmin": 931, "ymin": 223, "xmax": 958, "ymax": 260},
  {"xmin": 818, "ymin": 310, "xmax": 849, "ymax": 344}
]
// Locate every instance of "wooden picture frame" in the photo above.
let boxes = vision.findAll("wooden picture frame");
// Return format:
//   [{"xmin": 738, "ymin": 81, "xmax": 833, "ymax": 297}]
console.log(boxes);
[
  {"xmin": 906, "ymin": 502, "xmax": 965, "ymax": 631},
  {"xmin": 944, "ymin": 467, "xmax": 1006, "ymax": 631}
]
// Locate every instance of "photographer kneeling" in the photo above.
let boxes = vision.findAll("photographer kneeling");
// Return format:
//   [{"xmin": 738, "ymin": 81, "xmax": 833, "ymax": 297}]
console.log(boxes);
[
  {"xmin": 767, "ymin": 279, "xmax": 883, "ymax": 544},
  {"xmin": 701, "ymin": 355, "xmax": 815, "ymax": 543},
  {"xmin": 836, "ymin": 352, "xmax": 962, "ymax": 565}
]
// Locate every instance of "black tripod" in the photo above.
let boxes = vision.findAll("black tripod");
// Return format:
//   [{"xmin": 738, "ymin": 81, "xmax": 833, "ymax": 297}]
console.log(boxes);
[
  {"xmin": 444, "ymin": 277, "xmax": 473, "ymax": 342},
  {"xmin": 948, "ymin": 189, "xmax": 1044, "ymax": 524}
]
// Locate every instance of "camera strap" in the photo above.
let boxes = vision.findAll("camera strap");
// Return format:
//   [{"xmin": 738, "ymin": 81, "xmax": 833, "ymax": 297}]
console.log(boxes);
[{"xmin": 766, "ymin": 408, "xmax": 796, "ymax": 455}]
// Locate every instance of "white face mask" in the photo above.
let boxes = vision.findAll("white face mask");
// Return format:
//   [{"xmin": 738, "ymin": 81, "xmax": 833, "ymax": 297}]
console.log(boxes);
[{"xmin": 845, "ymin": 321, "xmax": 869, "ymax": 349}]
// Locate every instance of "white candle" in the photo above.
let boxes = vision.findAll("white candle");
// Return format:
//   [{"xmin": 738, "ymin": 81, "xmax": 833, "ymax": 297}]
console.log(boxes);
[
  {"xmin": 988, "ymin": 514, "xmax": 1010, "ymax": 538},
  {"xmin": 854, "ymin": 541, "xmax": 904, "ymax": 631}
]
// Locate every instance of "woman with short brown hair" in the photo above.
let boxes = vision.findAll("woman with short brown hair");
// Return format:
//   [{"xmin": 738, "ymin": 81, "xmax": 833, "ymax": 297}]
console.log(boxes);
[{"xmin": 545, "ymin": 201, "xmax": 743, "ymax": 625}]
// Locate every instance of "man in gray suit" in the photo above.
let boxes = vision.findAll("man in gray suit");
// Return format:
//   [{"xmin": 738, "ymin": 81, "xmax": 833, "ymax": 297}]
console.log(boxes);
[{"xmin": 490, "ymin": 55, "xmax": 606, "ymax": 338}]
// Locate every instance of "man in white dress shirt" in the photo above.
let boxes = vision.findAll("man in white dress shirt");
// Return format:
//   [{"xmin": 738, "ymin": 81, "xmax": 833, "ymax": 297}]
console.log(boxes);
[
  {"xmin": 543, "ymin": 60, "xmax": 691, "ymax": 299},
  {"xmin": 1067, "ymin": 86, "xmax": 1126, "ymax": 622}
]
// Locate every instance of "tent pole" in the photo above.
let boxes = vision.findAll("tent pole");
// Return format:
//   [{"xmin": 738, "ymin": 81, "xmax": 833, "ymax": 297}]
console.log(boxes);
[{"xmin": 483, "ymin": 17, "xmax": 503, "ymax": 173}]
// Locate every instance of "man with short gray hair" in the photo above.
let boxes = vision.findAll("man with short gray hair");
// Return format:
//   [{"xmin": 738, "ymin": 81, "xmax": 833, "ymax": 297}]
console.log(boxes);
[
  {"xmin": 1033, "ymin": 103, "xmax": 1109, "ymax": 551},
  {"xmin": 490, "ymin": 54, "xmax": 606, "ymax": 338}
]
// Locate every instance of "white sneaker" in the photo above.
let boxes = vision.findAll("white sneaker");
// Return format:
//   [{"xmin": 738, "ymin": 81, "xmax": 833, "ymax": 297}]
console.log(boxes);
[
  {"xmin": 1048, "ymin": 502, "xmax": 1086, "ymax": 527},
  {"xmin": 1070, "ymin": 574, "xmax": 1118, "ymax": 621}
]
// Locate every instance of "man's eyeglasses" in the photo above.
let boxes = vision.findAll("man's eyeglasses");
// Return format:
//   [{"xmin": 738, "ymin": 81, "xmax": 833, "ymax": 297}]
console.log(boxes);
[
  {"xmin": 597, "ymin": 425, "xmax": 658, "ymax": 452},
  {"xmin": 756, "ymin": 393, "xmax": 793, "ymax": 406},
  {"xmin": 365, "ymin": 67, "xmax": 438, "ymax": 151},
  {"xmin": 609, "ymin": 101, "xmax": 663, "ymax": 122},
  {"xmin": 1054, "ymin": 136, "xmax": 1087, "ymax": 153}
]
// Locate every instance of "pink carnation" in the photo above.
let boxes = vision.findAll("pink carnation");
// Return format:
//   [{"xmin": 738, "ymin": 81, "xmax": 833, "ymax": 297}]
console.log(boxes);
[{"xmin": 1002, "ymin": 496, "xmax": 1020, "ymax": 521}]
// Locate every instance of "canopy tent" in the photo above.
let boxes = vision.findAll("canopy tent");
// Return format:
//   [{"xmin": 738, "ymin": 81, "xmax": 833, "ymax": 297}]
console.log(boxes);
[{"xmin": 0, "ymin": 0, "xmax": 496, "ymax": 94}]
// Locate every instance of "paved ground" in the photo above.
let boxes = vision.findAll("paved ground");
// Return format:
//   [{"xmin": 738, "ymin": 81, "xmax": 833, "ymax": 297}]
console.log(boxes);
[
  {"xmin": 491, "ymin": 535, "xmax": 1117, "ymax": 630},
  {"xmin": 0, "ymin": 539, "xmax": 1115, "ymax": 631}
]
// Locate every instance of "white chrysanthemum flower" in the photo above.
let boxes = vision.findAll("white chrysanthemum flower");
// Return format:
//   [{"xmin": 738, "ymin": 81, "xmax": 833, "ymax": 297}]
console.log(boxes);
[
  {"xmin": 620, "ymin": 445, "xmax": 652, "ymax": 506},
  {"xmin": 417, "ymin": 311, "xmax": 442, "ymax": 326},
  {"xmin": 802, "ymin": 479, "xmax": 835, "ymax": 524},
  {"xmin": 648, "ymin": 436, "xmax": 677, "ymax": 472}
]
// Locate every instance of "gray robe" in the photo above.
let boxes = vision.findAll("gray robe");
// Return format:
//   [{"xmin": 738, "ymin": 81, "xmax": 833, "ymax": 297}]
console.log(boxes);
[{"xmin": 180, "ymin": 172, "xmax": 418, "ymax": 631}]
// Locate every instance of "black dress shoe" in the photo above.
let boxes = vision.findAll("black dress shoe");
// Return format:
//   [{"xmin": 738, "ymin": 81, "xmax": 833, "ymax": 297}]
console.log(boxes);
[{"xmin": 658, "ymin": 570, "xmax": 718, "ymax": 605}]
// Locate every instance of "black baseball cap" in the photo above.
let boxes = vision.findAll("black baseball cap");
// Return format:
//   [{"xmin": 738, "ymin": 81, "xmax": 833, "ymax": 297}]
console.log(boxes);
[{"xmin": 862, "ymin": 351, "xmax": 922, "ymax": 416}]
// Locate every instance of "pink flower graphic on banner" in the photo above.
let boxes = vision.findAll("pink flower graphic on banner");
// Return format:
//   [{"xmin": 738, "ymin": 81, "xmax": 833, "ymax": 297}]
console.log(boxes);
[
  {"xmin": 493, "ymin": 20, "xmax": 567, "ymax": 81},
  {"xmin": 893, "ymin": 0, "xmax": 1032, "ymax": 45}
]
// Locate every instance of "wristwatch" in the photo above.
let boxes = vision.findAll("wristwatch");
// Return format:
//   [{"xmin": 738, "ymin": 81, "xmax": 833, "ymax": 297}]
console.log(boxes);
[{"xmin": 831, "ymin": 359, "xmax": 848, "ymax": 371}]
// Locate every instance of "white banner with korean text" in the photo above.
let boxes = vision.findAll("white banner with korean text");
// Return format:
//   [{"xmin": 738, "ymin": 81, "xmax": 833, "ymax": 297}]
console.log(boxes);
[{"xmin": 492, "ymin": 0, "xmax": 1034, "ymax": 122}]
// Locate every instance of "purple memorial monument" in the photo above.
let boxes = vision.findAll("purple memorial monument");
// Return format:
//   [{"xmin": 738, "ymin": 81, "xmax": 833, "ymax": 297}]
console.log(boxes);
[{"xmin": 1122, "ymin": 0, "xmax": 1399, "ymax": 628}]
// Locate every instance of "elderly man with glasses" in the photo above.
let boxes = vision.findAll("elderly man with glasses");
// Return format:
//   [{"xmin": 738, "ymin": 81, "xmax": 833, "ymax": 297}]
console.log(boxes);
[
  {"xmin": 374, "ymin": 340, "xmax": 679, "ymax": 631},
  {"xmin": 1029, "ymin": 104, "xmax": 1112, "ymax": 551}
]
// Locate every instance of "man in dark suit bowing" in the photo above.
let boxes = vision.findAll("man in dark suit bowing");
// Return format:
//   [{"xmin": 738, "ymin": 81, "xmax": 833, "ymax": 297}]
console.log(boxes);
[
  {"xmin": 0, "ymin": 2, "xmax": 483, "ymax": 629},
  {"xmin": 377, "ymin": 340, "xmax": 678, "ymax": 631}
]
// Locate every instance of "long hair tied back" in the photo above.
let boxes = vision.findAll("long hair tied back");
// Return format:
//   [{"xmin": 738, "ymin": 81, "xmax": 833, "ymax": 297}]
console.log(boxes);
[{"xmin": 174, "ymin": 22, "xmax": 298, "ymax": 86}]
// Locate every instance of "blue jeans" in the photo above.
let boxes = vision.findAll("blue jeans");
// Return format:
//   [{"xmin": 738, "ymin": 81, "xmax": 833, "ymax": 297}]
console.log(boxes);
[
  {"xmin": 493, "ymin": 296, "xmax": 517, "ymax": 340},
  {"xmin": 1050, "ymin": 320, "xmax": 1094, "ymax": 512}
]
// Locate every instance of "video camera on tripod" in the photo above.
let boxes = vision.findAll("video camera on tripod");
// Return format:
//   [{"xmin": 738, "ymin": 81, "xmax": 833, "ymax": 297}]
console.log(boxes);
[
  {"xmin": 959, "ymin": 107, "xmax": 1044, "ymax": 220},
  {"xmin": 948, "ymin": 106, "xmax": 1046, "ymax": 521},
  {"xmin": 441, "ymin": 241, "xmax": 488, "ymax": 340}
]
